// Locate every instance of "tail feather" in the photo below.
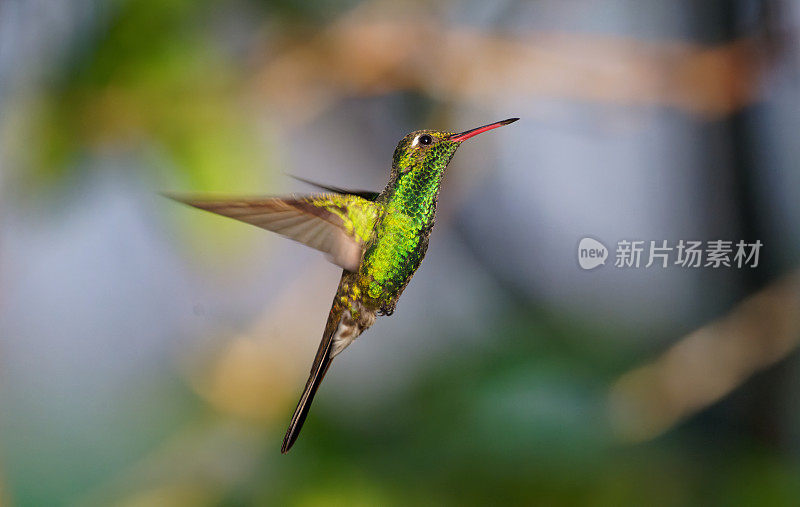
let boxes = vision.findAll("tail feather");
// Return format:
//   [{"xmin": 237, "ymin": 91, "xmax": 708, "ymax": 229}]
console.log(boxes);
[{"xmin": 281, "ymin": 300, "xmax": 344, "ymax": 454}]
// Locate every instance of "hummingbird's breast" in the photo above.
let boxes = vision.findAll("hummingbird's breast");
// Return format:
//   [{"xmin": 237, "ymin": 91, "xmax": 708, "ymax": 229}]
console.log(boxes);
[{"xmin": 357, "ymin": 206, "xmax": 432, "ymax": 312}]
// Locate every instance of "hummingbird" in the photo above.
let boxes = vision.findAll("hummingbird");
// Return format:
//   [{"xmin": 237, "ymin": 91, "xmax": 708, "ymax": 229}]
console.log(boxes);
[{"xmin": 170, "ymin": 117, "xmax": 518, "ymax": 453}]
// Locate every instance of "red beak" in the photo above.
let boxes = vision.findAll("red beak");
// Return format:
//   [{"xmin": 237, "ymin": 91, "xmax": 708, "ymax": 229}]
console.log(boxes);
[{"xmin": 448, "ymin": 118, "xmax": 519, "ymax": 142}]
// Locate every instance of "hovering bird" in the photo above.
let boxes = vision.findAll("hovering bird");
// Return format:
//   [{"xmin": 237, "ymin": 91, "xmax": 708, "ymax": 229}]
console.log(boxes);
[{"xmin": 170, "ymin": 118, "xmax": 518, "ymax": 453}]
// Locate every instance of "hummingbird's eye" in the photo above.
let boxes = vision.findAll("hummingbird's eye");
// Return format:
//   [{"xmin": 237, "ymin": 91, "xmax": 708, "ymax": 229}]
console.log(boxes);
[{"xmin": 418, "ymin": 134, "xmax": 433, "ymax": 146}]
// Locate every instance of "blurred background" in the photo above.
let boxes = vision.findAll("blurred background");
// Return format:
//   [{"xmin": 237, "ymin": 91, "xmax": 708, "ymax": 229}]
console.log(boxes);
[{"xmin": 2, "ymin": 0, "xmax": 800, "ymax": 505}]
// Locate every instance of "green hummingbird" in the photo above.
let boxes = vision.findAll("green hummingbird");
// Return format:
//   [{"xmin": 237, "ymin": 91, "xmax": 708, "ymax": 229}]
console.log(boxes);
[{"xmin": 170, "ymin": 117, "xmax": 518, "ymax": 453}]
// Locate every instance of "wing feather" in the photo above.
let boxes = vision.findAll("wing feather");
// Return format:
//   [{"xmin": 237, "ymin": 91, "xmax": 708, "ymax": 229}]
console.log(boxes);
[{"xmin": 168, "ymin": 194, "xmax": 379, "ymax": 271}]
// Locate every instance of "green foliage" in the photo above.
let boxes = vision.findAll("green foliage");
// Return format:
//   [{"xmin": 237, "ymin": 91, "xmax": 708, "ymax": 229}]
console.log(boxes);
[{"xmin": 27, "ymin": 0, "xmax": 269, "ymax": 194}]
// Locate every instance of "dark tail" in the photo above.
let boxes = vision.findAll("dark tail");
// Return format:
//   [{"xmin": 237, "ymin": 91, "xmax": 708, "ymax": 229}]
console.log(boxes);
[{"xmin": 281, "ymin": 298, "xmax": 344, "ymax": 454}]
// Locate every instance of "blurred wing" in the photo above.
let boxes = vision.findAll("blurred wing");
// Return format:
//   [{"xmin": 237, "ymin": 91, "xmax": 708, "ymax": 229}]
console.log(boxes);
[
  {"xmin": 290, "ymin": 175, "xmax": 380, "ymax": 201},
  {"xmin": 169, "ymin": 194, "xmax": 380, "ymax": 271}
]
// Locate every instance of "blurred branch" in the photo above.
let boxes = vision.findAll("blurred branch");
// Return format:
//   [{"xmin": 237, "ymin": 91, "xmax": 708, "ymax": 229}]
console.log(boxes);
[
  {"xmin": 253, "ymin": 0, "xmax": 771, "ymax": 123},
  {"xmin": 23, "ymin": 0, "xmax": 778, "ymax": 188},
  {"xmin": 607, "ymin": 270, "xmax": 800, "ymax": 443}
]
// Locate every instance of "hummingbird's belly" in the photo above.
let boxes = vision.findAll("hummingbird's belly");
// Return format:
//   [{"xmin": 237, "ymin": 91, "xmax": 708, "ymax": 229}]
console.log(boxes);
[{"xmin": 358, "ymin": 213, "xmax": 429, "ymax": 307}]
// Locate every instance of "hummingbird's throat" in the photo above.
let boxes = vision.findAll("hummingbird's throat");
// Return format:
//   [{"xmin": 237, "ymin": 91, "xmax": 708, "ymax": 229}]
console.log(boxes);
[{"xmin": 390, "ymin": 164, "xmax": 446, "ymax": 221}]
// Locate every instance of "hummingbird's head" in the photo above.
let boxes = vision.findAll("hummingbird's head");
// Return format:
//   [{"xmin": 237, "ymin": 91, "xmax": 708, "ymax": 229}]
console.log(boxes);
[{"xmin": 390, "ymin": 118, "xmax": 519, "ymax": 178}]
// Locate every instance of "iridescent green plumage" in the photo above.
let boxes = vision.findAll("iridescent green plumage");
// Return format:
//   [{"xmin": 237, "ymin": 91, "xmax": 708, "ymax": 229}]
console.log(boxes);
[
  {"xmin": 358, "ymin": 129, "xmax": 460, "ymax": 313},
  {"xmin": 169, "ymin": 118, "xmax": 518, "ymax": 453}
]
